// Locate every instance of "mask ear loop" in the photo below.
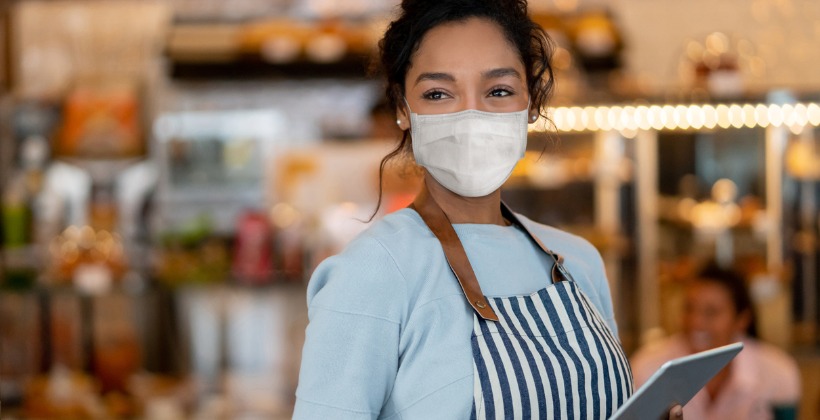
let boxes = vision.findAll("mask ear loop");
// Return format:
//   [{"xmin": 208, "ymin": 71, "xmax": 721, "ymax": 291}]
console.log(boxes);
[
  {"xmin": 400, "ymin": 97, "xmax": 414, "ymax": 132},
  {"xmin": 402, "ymin": 97, "xmax": 414, "ymax": 115}
]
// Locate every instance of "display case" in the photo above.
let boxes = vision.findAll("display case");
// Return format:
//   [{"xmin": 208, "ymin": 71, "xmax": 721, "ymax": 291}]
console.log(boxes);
[
  {"xmin": 152, "ymin": 109, "xmax": 288, "ymax": 235},
  {"xmin": 531, "ymin": 99, "xmax": 820, "ymax": 351}
]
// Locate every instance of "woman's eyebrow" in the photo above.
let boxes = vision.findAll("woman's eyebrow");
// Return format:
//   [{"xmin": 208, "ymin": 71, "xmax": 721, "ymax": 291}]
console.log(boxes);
[
  {"xmin": 414, "ymin": 72, "xmax": 456, "ymax": 85},
  {"xmin": 482, "ymin": 67, "xmax": 522, "ymax": 80}
]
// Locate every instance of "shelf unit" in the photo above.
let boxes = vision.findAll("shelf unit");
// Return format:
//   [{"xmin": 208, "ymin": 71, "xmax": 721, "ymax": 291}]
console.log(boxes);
[{"xmin": 528, "ymin": 100, "xmax": 820, "ymax": 348}]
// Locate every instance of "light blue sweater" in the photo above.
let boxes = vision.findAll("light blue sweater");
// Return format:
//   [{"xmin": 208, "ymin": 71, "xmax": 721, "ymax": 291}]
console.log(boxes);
[{"xmin": 294, "ymin": 208, "xmax": 618, "ymax": 419}]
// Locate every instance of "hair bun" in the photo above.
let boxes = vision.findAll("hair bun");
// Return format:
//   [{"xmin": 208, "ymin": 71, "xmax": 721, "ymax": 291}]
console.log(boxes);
[{"xmin": 400, "ymin": 0, "xmax": 527, "ymax": 16}]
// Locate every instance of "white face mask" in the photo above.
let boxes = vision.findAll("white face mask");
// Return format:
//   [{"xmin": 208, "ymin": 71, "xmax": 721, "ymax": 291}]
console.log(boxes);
[{"xmin": 408, "ymin": 104, "xmax": 529, "ymax": 197}]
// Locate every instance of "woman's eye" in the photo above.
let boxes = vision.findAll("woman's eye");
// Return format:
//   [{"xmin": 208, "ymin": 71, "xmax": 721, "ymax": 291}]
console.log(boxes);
[
  {"xmin": 489, "ymin": 88, "xmax": 513, "ymax": 97},
  {"xmin": 422, "ymin": 90, "xmax": 449, "ymax": 100}
]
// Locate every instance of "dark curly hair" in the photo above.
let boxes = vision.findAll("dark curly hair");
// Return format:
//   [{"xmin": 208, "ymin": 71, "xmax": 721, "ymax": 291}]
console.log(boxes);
[
  {"xmin": 694, "ymin": 262, "xmax": 758, "ymax": 337},
  {"xmin": 370, "ymin": 0, "xmax": 555, "ymax": 218}
]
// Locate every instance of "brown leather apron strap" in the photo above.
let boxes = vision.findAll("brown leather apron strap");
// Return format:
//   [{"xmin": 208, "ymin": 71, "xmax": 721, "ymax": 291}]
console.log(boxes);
[
  {"xmin": 410, "ymin": 188, "xmax": 499, "ymax": 321},
  {"xmin": 500, "ymin": 203, "xmax": 575, "ymax": 285},
  {"xmin": 410, "ymin": 188, "xmax": 574, "ymax": 322}
]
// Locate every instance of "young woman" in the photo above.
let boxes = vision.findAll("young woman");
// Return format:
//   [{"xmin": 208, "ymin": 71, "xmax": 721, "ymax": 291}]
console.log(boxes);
[
  {"xmin": 631, "ymin": 264, "xmax": 801, "ymax": 420},
  {"xmin": 295, "ymin": 1, "xmax": 651, "ymax": 418}
]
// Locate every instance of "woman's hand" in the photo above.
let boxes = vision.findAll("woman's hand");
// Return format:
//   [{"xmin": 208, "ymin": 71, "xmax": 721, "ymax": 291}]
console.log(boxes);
[{"xmin": 666, "ymin": 404, "xmax": 684, "ymax": 419}]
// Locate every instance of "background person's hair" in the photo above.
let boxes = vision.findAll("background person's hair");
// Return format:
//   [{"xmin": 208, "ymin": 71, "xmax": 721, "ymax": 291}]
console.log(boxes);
[
  {"xmin": 694, "ymin": 261, "xmax": 758, "ymax": 338},
  {"xmin": 368, "ymin": 0, "xmax": 555, "ymax": 219}
]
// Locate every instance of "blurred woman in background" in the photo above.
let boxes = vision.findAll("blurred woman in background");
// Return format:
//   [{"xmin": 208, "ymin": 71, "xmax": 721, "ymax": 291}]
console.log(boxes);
[{"xmin": 631, "ymin": 263, "xmax": 801, "ymax": 420}]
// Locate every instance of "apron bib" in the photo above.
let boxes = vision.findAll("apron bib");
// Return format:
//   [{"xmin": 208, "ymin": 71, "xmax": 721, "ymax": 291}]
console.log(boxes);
[
  {"xmin": 470, "ymin": 281, "xmax": 632, "ymax": 419},
  {"xmin": 411, "ymin": 189, "xmax": 633, "ymax": 419}
]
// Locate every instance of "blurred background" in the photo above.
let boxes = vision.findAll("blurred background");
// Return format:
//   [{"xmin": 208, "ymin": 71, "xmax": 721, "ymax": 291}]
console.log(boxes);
[{"xmin": 1, "ymin": 0, "xmax": 819, "ymax": 418}]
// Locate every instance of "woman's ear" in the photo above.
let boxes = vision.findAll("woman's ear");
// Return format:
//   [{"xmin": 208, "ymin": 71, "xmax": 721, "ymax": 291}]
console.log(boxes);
[
  {"xmin": 396, "ymin": 107, "xmax": 410, "ymax": 131},
  {"xmin": 734, "ymin": 309, "xmax": 752, "ymax": 336},
  {"xmin": 528, "ymin": 103, "xmax": 539, "ymax": 124}
]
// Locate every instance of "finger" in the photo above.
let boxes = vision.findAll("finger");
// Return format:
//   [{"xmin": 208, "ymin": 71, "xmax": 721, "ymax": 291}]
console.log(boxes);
[{"xmin": 670, "ymin": 404, "xmax": 684, "ymax": 419}]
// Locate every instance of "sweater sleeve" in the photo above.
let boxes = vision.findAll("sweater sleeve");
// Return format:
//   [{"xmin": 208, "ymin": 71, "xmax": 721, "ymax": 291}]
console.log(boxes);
[
  {"xmin": 294, "ymin": 236, "xmax": 407, "ymax": 420},
  {"xmin": 567, "ymin": 230, "xmax": 619, "ymax": 336},
  {"xmin": 589, "ymin": 248, "xmax": 619, "ymax": 337}
]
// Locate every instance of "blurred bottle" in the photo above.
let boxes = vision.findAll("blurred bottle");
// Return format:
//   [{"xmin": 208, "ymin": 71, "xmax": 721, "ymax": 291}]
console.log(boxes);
[
  {"xmin": 1, "ymin": 136, "xmax": 55, "ymax": 289},
  {"xmin": 270, "ymin": 203, "xmax": 305, "ymax": 281},
  {"xmin": 232, "ymin": 210, "xmax": 274, "ymax": 285},
  {"xmin": 1, "ymin": 180, "xmax": 31, "ymax": 248},
  {"xmin": 1, "ymin": 135, "xmax": 50, "ymax": 248},
  {"xmin": 92, "ymin": 295, "xmax": 141, "ymax": 409},
  {"xmin": 89, "ymin": 183, "xmax": 118, "ymax": 233},
  {"xmin": 22, "ymin": 136, "xmax": 52, "ymax": 245}
]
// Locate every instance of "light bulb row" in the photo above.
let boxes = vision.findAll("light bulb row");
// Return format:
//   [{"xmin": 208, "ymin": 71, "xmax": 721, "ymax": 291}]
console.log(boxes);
[{"xmin": 533, "ymin": 102, "xmax": 820, "ymax": 133}]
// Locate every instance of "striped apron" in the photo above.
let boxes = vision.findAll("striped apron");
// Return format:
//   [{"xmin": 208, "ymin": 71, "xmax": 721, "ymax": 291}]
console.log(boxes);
[
  {"xmin": 410, "ymin": 190, "xmax": 633, "ymax": 420},
  {"xmin": 470, "ymin": 272, "xmax": 634, "ymax": 419}
]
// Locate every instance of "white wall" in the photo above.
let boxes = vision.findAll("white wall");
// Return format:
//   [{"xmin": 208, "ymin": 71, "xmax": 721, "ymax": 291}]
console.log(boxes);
[{"xmin": 614, "ymin": 0, "xmax": 820, "ymax": 94}]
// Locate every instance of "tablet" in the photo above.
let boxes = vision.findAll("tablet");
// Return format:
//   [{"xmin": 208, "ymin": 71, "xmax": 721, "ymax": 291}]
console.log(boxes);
[{"xmin": 610, "ymin": 341, "xmax": 744, "ymax": 420}]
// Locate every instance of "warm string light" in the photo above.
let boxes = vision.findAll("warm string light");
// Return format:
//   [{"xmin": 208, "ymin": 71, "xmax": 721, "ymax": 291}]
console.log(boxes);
[{"xmin": 531, "ymin": 102, "xmax": 820, "ymax": 134}]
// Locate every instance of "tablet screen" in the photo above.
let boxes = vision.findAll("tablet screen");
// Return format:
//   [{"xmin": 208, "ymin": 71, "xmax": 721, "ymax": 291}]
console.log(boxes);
[{"xmin": 610, "ymin": 341, "xmax": 744, "ymax": 420}]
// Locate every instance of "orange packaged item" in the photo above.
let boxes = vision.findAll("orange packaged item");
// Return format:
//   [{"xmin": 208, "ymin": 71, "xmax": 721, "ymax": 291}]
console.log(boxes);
[{"xmin": 56, "ymin": 82, "xmax": 143, "ymax": 158}]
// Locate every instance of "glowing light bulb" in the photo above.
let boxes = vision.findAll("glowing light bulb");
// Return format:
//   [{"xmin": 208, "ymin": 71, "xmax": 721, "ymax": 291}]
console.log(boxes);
[
  {"xmin": 571, "ymin": 107, "xmax": 585, "ymax": 131},
  {"xmin": 782, "ymin": 104, "xmax": 796, "ymax": 127},
  {"xmin": 553, "ymin": 107, "xmax": 568, "ymax": 131},
  {"xmin": 564, "ymin": 107, "xmax": 576, "ymax": 131},
  {"xmin": 622, "ymin": 106, "xmax": 638, "ymax": 131},
  {"xmin": 755, "ymin": 104, "xmax": 770, "ymax": 128},
  {"xmin": 807, "ymin": 103, "xmax": 820, "ymax": 126},
  {"xmin": 663, "ymin": 105, "xmax": 677, "ymax": 130},
  {"xmin": 650, "ymin": 106, "xmax": 664, "ymax": 130},
  {"xmin": 620, "ymin": 127, "xmax": 638, "ymax": 139},
  {"xmin": 768, "ymin": 104, "xmax": 784, "ymax": 127},
  {"xmin": 609, "ymin": 106, "xmax": 623, "ymax": 131},
  {"xmin": 703, "ymin": 104, "xmax": 717, "ymax": 129},
  {"xmin": 793, "ymin": 103, "xmax": 808, "ymax": 127},
  {"xmin": 583, "ymin": 106, "xmax": 597, "ymax": 131},
  {"xmin": 688, "ymin": 105, "xmax": 705, "ymax": 129},
  {"xmin": 788, "ymin": 124, "xmax": 804, "ymax": 135},
  {"xmin": 716, "ymin": 104, "xmax": 731, "ymax": 129},
  {"xmin": 636, "ymin": 106, "xmax": 651, "ymax": 131},
  {"xmin": 675, "ymin": 105, "xmax": 690, "ymax": 130},
  {"xmin": 728, "ymin": 104, "xmax": 744, "ymax": 128},
  {"xmin": 742, "ymin": 104, "xmax": 756, "ymax": 128},
  {"xmin": 595, "ymin": 107, "xmax": 610, "ymax": 131}
]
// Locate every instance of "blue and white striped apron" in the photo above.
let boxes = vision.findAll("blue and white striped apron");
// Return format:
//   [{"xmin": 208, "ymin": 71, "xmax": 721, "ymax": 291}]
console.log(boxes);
[
  {"xmin": 410, "ymin": 193, "xmax": 633, "ymax": 419},
  {"xmin": 470, "ymin": 277, "xmax": 633, "ymax": 419}
]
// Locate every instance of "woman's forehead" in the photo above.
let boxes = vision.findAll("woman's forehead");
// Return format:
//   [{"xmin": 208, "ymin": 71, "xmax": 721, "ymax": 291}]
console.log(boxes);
[
  {"xmin": 407, "ymin": 17, "xmax": 524, "ymax": 78},
  {"xmin": 687, "ymin": 281, "xmax": 732, "ymax": 302}
]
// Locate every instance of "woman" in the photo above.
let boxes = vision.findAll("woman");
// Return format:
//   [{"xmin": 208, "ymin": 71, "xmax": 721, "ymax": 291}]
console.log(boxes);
[
  {"xmin": 631, "ymin": 263, "xmax": 801, "ymax": 420},
  {"xmin": 295, "ymin": 1, "xmax": 644, "ymax": 418}
]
